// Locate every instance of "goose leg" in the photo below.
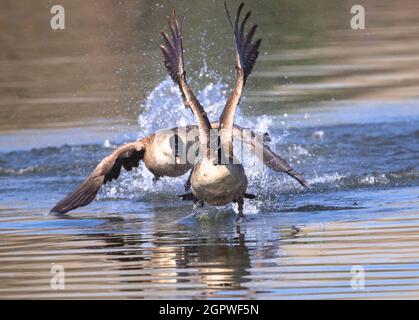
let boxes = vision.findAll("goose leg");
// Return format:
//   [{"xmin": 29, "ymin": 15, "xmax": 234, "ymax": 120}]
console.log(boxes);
[
  {"xmin": 184, "ymin": 169, "xmax": 193, "ymax": 191},
  {"xmin": 178, "ymin": 193, "xmax": 204, "ymax": 208},
  {"xmin": 153, "ymin": 175, "xmax": 161, "ymax": 183},
  {"xmin": 236, "ymin": 195, "xmax": 244, "ymax": 222}
]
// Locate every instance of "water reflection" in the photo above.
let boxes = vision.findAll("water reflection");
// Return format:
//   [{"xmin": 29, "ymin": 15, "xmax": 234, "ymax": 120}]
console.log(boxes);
[
  {"xmin": 1, "ymin": 190, "xmax": 419, "ymax": 299},
  {"xmin": 96, "ymin": 224, "xmax": 252, "ymax": 297},
  {"xmin": 0, "ymin": 209, "xmax": 310, "ymax": 299}
]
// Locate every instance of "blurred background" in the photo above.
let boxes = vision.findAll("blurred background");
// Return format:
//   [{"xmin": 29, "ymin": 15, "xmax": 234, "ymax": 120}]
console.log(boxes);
[{"xmin": 1, "ymin": 0, "xmax": 418, "ymax": 135}]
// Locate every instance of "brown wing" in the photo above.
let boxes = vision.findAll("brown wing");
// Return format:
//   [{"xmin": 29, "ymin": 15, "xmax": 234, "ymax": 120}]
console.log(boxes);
[
  {"xmin": 232, "ymin": 126, "xmax": 307, "ymax": 187},
  {"xmin": 50, "ymin": 139, "xmax": 147, "ymax": 214},
  {"xmin": 261, "ymin": 145, "xmax": 307, "ymax": 187},
  {"xmin": 219, "ymin": 2, "xmax": 262, "ymax": 155},
  {"xmin": 231, "ymin": 123, "xmax": 271, "ymax": 143},
  {"xmin": 224, "ymin": 1, "xmax": 261, "ymax": 84},
  {"xmin": 220, "ymin": 2, "xmax": 261, "ymax": 127},
  {"xmin": 160, "ymin": 10, "xmax": 185, "ymax": 87},
  {"xmin": 160, "ymin": 9, "xmax": 211, "ymax": 146}
]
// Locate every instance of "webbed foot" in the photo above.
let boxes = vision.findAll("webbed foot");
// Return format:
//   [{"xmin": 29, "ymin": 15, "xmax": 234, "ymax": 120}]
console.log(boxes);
[
  {"xmin": 184, "ymin": 169, "xmax": 193, "ymax": 191},
  {"xmin": 178, "ymin": 192, "xmax": 197, "ymax": 201},
  {"xmin": 235, "ymin": 195, "xmax": 245, "ymax": 223},
  {"xmin": 184, "ymin": 180, "xmax": 191, "ymax": 191}
]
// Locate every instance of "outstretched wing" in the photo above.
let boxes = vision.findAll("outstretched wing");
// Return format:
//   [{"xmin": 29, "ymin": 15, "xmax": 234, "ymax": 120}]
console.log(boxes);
[
  {"xmin": 160, "ymin": 10, "xmax": 185, "ymax": 87},
  {"xmin": 160, "ymin": 9, "xmax": 211, "ymax": 145},
  {"xmin": 261, "ymin": 145, "xmax": 307, "ymax": 187},
  {"xmin": 219, "ymin": 2, "xmax": 262, "ymax": 152},
  {"xmin": 232, "ymin": 125, "xmax": 307, "ymax": 187},
  {"xmin": 224, "ymin": 1, "xmax": 261, "ymax": 84},
  {"xmin": 50, "ymin": 139, "xmax": 148, "ymax": 214}
]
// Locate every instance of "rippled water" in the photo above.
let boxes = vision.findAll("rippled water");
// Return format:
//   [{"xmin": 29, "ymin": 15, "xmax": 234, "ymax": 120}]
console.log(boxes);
[{"xmin": 1, "ymin": 0, "xmax": 419, "ymax": 299}]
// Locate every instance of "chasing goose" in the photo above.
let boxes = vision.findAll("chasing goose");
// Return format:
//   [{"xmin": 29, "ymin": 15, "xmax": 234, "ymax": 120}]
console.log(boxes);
[{"xmin": 160, "ymin": 2, "xmax": 306, "ymax": 220}]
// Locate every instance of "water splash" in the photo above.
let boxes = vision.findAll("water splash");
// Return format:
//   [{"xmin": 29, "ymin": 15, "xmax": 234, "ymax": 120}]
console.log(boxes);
[
  {"xmin": 133, "ymin": 76, "xmax": 308, "ymax": 213},
  {"xmin": 3, "ymin": 77, "xmax": 416, "ymax": 216},
  {"xmin": 137, "ymin": 76, "xmax": 255, "ymax": 136}
]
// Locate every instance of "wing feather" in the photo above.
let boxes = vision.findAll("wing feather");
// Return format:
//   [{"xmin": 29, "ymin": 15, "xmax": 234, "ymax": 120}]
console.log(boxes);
[{"xmin": 50, "ymin": 139, "xmax": 147, "ymax": 214}]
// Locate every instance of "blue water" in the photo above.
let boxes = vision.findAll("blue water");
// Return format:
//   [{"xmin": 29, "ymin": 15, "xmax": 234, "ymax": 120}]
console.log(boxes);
[{"xmin": 1, "ymin": 78, "xmax": 418, "ymax": 223}]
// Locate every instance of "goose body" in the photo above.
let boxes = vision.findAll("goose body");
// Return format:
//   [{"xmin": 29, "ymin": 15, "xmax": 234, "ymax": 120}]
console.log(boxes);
[
  {"xmin": 191, "ymin": 158, "xmax": 247, "ymax": 206},
  {"xmin": 143, "ymin": 128, "xmax": 191, "ymax": 178}
]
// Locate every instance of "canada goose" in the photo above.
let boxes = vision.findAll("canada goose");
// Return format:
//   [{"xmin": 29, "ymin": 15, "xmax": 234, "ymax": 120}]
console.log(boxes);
[{"xmin": 160, "ymin": 2, "xmax": 292, "ymax": 220}]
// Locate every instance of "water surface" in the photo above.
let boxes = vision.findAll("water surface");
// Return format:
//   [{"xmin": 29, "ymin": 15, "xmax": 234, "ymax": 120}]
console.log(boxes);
[{"xmin": 0, "ymin": 0, "xmax": 419, "ymax": 299}]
